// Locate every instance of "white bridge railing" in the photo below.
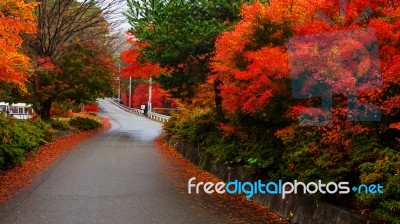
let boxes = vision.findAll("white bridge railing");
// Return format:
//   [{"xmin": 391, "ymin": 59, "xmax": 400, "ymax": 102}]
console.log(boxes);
[
  {"xmin": 107, "ymin": 98, "xmax": 170, "ymax": 123},
  {"xmin": 147, "ymin": 112, "xmax": 171, "ymax": 123},
  {"xmin": 108, "ymin": 98, "xmax": 144, "ymax": 115}
]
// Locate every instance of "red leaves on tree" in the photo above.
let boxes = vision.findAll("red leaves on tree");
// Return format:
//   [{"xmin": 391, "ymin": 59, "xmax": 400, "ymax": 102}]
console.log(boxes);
[
  {"xmin": 211, "ymin": 1, "xmax": 313, "ymax": 114},
  {"xmin": 121, "ymin": 37, "xmax": 164, "ymax": 79},
  {"xmin": 212, "ymin": 0, "xmax": 400, "ymax": 125},
  {"xmin": 131, "ymin": 83, "xmax": 166, "ymax": 108},
  {"xmin": 36, "ymin": 57, "xmax": 57, "ymax": 71},
  {"xmin": 120, "ymin": 35, "xmax": 175, "ymax": 109},
  {"xmin": 294, "ymin": 0, "xmax": 400, "ymax": 119},
  {"xmin": 121, "ymin": 83, "xmax": 175, "ymax": 109}
]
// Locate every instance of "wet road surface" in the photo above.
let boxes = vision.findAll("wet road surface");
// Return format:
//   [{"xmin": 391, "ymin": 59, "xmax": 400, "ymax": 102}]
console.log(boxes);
[{"xmin": 0, "ymin": 99, "xmax": 282, "ymax": 224}]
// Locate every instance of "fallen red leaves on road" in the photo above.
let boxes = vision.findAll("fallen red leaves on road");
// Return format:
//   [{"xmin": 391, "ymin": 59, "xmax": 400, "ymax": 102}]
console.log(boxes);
[
  {"xmin": 0, "ymin": 117, "xmax": 111, "ymax": 204},
  {"xmin": 155, "ymin": 138, "xmax": 289, "ymax": 224}
]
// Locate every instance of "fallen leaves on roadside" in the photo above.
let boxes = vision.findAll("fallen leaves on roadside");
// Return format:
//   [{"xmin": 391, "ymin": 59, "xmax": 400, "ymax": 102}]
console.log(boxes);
[
  {"xmin": 155, "ymin": 138, "xmax": 289, "ymax": 224},
  {"xmin": 0, "ymin": 117, "xmax": 111, "ymax": 204}
]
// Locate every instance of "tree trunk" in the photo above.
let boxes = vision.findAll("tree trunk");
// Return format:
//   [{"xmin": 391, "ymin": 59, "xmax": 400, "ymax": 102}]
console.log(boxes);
[
  {"xmin": 214, "ymin": 79, "xmax": 225, "ymax": 122},
  {"xmin": 39, "ymin": 100, "xmax": 52, "ymax": 121}
]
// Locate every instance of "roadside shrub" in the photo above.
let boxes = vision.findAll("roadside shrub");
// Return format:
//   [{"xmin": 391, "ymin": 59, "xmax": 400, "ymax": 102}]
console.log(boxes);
[
  {"xmin": 50, "ymin": 118, "xmax": 70, "ymax": 131},
  {"xmin": 69, "ymin": 117, "xmax": 102, "ymax": 131},
  {"xmin": 357, "ymin": 147, "xmax": 400, "ymax": 223},
  {"xmin": 85, "ymin": 105, "xmax": 98, "ymax": 113},
  {"xmin": 165, "ymin": 108, "xmax": 217, "ymax": 144},
  {"xmin": 165, "ymin": 106, "xmax": 400, "ymax": 222},
  {"xmin": 165, "ymin": 108, "xmax": 284, "ymax": 176},
  {"xmin": 275, "ymin": 122, "xmax": 400, "ymax": 222},
  {"xmin": 51, "ymin": 100, "xmax": 76, "ymax": 117},
  {"xmin": 0, "ymin": 117, "xmax": 51, "ymax": 170}
]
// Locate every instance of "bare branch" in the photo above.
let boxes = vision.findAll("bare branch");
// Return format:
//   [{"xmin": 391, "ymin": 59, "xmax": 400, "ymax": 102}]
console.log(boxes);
[{"xmin": 27, "ymin": 0, "xmax": 125, "ymax": 58}]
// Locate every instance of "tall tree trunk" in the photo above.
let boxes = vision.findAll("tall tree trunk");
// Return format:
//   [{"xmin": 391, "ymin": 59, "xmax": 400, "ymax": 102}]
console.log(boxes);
[
  {"xmin": 39, "ymin": 100, "xmax": 52, "ymax": 121},
  {"xmin": 214, "ymin": 79, "xmax": 224, "ymax": 122}
]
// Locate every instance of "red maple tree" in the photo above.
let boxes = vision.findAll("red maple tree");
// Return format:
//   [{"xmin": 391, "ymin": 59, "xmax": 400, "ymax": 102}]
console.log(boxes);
[{"xmin": 121, "ymin": 36, "xmax": 164, "ymax": 79}]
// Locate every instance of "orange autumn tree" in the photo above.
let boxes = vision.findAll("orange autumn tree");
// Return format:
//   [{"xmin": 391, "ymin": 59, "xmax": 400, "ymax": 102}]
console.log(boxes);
[
  {"xmin": 120, "ymin": 83, "xmax": 174, "ymax": 109},
  {"xmin": 211, "ymin": 1, "xmax": 317, "ymax": 114},
  {"xmin": 277, "ymin": 0, "xmax": 400, "ymax": 155},
  {"xmin": 121, "ymin": 36, "xmax": 174, "ymax": 109},
  {"xmin": 287, "ymin": 1, "xmax": 400, "ymax": 222},
  {"xmin": 121, "ymin": 37, "xmax": 163, "ymax": 80},
  {"xmin": 211, "ymin": 1, "xmax": 400, "ymax": 222},
  {"xmin": 213, "ymin": 0, "xmax": 400, "ymax": 140},
  {"xmin": 131, "ymin": 83, "xmax": 172, "ymax": 108},
  {"xmin": 0, "ymin": 0, "xmax": 37, "ymax": 86}
]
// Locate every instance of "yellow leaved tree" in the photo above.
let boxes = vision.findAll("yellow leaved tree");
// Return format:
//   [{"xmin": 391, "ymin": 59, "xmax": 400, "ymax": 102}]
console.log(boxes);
[{"xmin": 0, "ymin": 0, "xmax": 37, "ymax": 86}]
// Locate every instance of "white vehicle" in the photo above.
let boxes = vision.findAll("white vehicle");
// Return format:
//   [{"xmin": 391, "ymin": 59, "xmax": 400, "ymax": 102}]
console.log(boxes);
[{"xmin": 0, "ymin": 102, "xmax": 35, "ymax": 120}]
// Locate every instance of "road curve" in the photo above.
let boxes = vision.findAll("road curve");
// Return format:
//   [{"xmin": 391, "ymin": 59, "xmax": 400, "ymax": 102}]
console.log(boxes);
[{"xmin": 0, "ymin": 99, "xmax": 279, "ymax": 224}]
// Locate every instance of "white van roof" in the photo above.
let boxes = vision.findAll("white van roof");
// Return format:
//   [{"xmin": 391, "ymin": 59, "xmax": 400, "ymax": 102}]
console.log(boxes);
[
  {"xmin": 10, "ymin": 103, "xmax": 32, "ymax": 107},
  {"xmin": 0, "ymin": 103, "xmax": 32, "ymax": 107}
]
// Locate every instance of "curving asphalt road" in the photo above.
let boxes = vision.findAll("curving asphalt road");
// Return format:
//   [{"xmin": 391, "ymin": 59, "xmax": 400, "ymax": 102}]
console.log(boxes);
[{"xmin": 0, "ymin": 99, "xmax": 280, "ymax": 224}]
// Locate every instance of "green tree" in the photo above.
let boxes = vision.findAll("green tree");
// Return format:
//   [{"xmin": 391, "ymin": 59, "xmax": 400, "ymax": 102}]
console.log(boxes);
[
  {"xmin": 125, "ymin": 0, "xmax": 256, "ymax": 120},
  {"xmin": 29, "ymin": 41, "xmax": 115, "ymax": 119},
  {"xmin": 25, "ymin": 0, "xmax": 122, "ymax": 119},
  {"xmin": 56, "ymin": 41, "xmax": 116, "ymax": 104}
]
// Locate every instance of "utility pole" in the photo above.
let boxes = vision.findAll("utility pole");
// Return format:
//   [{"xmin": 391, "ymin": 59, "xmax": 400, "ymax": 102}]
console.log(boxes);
[
  {"xmin": 148, "ymin": 77, "xmax": 152, "ymax": 113},
  {"xmin": 118, "ymin": 63, "xmax": 121, "ymax": 102},
  {"xmin": 129, "ymin": 76, "xmax": 132, "ymax": 108}
]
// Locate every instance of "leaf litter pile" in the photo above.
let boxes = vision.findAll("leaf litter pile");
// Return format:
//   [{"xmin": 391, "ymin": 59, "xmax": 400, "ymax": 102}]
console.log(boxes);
[
  {"xmin": 0, "ymin": 117, "xmax": 111, "ymax": 204},
  {"xmin": 155, "ymin": 138, "xmax": 289, "ymax": 224}
]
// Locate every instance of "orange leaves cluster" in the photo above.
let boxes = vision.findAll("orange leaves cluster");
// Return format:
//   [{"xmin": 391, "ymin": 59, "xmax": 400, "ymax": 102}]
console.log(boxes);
[
  {"xmin": 0, "ymin": 0, "xmax": 37, "ymax": 86},
  {"xmin": 121, "ymin": 83, "xmax": 174, "ymax": 109},
  {"xmin": 155, "ymin": 138, "xmax": 289, "ymax": 224},
  {"xmin": 120, "ymin": 35, "xmax": 176, "ymax": 109},
  {"xmin": 390, "ymin": 122, "xmax": 400, "ymax": 130},
  {"xmin": 213, "ymin": 0, "xmax": 400, "ymax": 128},
  {"xmin": 36, "ymin": 56, "xmax": 57, "ymax": 71},
  {"xmin": 121, "ymin": 36, "xmax": 164, "ymax": 79},
  {"xmin": 211, "ymin": 1, "xmax": 316, "ymax": 114},
  {"xmin": 295, "ymin": 0, "xmax": 400, "ymax": 118}
]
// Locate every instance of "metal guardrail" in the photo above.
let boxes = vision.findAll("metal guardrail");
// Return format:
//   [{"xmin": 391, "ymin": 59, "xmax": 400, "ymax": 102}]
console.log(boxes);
[
  {"xmin": 107, "ymin": 98, "xmax": 144, "ymax": 115},
  {"xmin": 147, "ymin": 112, "xmax": 170, "ymax": 123},
  {"xmin": 106, "ymin": 98, "xmax": 170, "ymax": 123}
]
